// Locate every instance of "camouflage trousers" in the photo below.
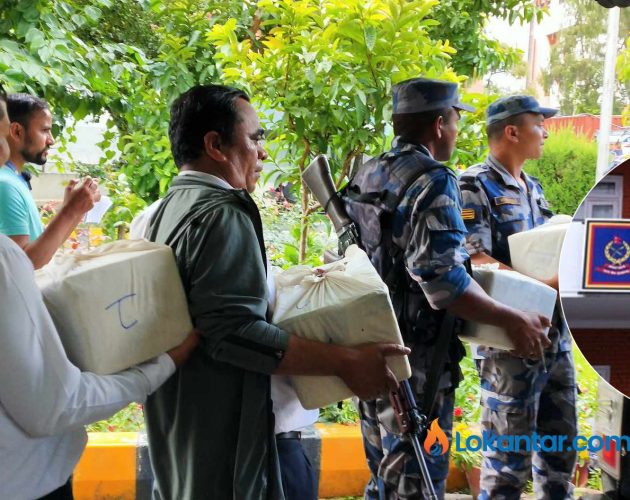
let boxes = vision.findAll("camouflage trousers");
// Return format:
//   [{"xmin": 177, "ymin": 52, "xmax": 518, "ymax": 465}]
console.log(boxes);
[
  {"xmin": 358, "ymin": 388, "xmax": 455, "ymax": 500},
  {"xmin": 476, "ymin": 349, "xmax": 578, "ymax": 500}
]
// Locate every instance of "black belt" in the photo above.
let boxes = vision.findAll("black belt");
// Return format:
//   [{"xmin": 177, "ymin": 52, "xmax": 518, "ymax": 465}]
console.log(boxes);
[{"xmin": 276, "ymin": 431, "xmax": 301, "ymax": 440}]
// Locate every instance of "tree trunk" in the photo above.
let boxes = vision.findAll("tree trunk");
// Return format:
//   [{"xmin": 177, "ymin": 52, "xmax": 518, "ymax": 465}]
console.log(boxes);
[
  {"xmin": 299, "ymin": 188, "xmax": 309, "ymax": 263},
  {"xmin": 297, "ymin": 140, "xmax": 311, "ymax": 263}
]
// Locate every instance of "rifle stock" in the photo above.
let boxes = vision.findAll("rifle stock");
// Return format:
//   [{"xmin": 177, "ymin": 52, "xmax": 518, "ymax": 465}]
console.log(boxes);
[{"xmin": 302, "ymin": 155, "xmax": 359, "ymax": 256}]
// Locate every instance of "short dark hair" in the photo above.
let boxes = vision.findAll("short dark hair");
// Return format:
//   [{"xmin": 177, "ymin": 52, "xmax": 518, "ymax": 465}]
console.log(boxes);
[
  {"xmin": 486, "ymin": 113, "xmax": 527, "ymax": 141},
  {"xmin": 392, "ymin": 107, "xmax": 451, "ymax": 141},
  {"xmin": 6, "ymin": 93, "xmax": 49, "ymax": 127},
  {"xmin": 0, "ymin": 84, "xmax": 6, "ymax": 121},
  {"xmin": 169, "ymin": 84, "xmax": 250, "ymax": 168}
]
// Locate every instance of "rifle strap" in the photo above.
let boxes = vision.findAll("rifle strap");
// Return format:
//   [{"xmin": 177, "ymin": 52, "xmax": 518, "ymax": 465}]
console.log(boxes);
[{"xmin": 421, "ymin": 312, "xmax": 456, "ymax": 419}]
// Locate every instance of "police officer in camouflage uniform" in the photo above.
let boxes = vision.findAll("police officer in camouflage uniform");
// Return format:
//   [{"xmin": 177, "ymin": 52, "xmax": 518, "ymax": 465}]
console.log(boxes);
[
  {"xmin": 344, "ymin": 79, "xmax": 552, "ymax": 499},
  {"xmin": 459, "ymin": 95, "xmax": 578, "ymax": 500}
]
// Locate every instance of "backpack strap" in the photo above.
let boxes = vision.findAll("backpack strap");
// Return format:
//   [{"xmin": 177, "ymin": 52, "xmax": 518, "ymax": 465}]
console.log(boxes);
[{"xmin": 344, "ymin": 152, "xmax": 445, "ymax": 292}]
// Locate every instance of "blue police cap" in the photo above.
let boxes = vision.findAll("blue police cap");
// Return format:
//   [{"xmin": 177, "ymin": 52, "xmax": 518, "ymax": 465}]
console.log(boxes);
[
  {"xmin": 486, "ymin": 95, "xmax": 558, "ymax": 125},
  {"xmin": 392, "ymin": 77, "xmax": 475, "ymax": 115}
]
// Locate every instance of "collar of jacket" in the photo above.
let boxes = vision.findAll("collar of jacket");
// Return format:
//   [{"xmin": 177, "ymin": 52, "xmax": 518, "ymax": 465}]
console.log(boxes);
[
  {"xmin": 388, "ymin": 136, "xmax": 434, "ymax": 159},
  {"xmin": 169, "ymin": 174, "xmax": 257, "ymax": 205},
  {"xmin": 167, "ymin": 174, "xmax": 267, "ymax": 270},
  {"xmin": 484, "ymin": 154, "xmax": 535, "ymax": 192}
]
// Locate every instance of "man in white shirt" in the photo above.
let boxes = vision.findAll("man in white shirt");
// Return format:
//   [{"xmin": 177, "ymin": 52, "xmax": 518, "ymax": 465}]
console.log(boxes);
[
  {"xmin": 0, "ymin": 84, "xmax": 199, "ymax": 500},
  {"xmin": 0, "ymin": 233, "xmax": 197, "ymax": 500}
]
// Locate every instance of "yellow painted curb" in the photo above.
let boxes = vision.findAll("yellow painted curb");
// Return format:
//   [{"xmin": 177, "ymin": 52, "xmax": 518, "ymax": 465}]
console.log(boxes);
[
  {"xmin": 73, "ymin": 425, "xmax": 372, "ymax": 499},
  {"xmin": 72, "ymin": 427, "xmax": 477, "ymax": 498},
  {"xmin": 73, "ymin": 432, "xmax": 137, "ymax": 500},
  {"xmin": 315, "ymin": 423, "xmax": 370, "ymax": 497}
]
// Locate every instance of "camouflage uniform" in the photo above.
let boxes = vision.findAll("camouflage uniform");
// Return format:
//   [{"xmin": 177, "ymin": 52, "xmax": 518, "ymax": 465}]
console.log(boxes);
[
  {"xmin": 345, "ymin": 138, "xmax": 472, "ymax": 499},
  {"xmin": 459, "ymin": 153, "xmax": 577, "ymax": 500}
]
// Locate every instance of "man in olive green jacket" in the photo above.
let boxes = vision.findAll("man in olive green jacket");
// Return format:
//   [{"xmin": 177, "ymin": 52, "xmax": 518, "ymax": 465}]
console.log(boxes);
[{"xmin": 144, "ymin": 85, "xmax": 409, "ymax": 500}]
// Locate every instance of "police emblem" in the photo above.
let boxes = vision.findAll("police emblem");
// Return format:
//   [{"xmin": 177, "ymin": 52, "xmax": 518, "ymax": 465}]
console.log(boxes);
[
  {"xmin": 584, "ymin": 220, "xmax": 630, "ymax": 289},
  {"xmin": 599, "ymin": 235, "xmax": 630, "ymax": 275}
]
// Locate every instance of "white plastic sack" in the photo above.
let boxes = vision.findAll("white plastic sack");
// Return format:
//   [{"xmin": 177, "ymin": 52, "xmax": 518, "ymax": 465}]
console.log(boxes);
[
  {"xmin": 459, "ymin": 266, "xmax": 557, "ymax": 350},
  {"xmin": 35, "ymin": 239, "xmax": 192, "ymax": 374},
  {"xmin": 508, "ymin": 215, "xmax": 571, "ymax": 280},
  {"xmin": 272, "ymin": 245, "xmax": 411, "ymax": 409}
]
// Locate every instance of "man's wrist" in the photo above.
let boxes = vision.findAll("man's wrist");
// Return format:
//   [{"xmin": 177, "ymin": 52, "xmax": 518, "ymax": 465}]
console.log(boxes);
[
  {"xmin": 328, "ymin": 344, "xmax": 354, "ymax": 378},
  {"xmin": 57, "ymin": 203, "xmax": 85, "ymax": 223},
  {"xmin": 493, "ymin": 302, "xmax": 523, "ymax": 331}
]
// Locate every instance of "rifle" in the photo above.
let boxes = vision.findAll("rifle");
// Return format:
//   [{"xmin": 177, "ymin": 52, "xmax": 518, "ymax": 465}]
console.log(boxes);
[{"xmin": 302, "ymin": 154, "xmax": 438, "ymax": 500}]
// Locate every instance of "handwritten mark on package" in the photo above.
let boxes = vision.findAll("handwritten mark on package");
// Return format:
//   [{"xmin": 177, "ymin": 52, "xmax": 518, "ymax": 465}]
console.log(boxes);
[{"xmin": 105, "ymin": 293, "xmax": 139, "ymax": 330}]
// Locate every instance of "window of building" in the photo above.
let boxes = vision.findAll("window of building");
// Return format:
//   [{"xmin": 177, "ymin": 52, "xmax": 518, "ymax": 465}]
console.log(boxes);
[{"xmin": 573, "ymin": 175, "xmax": 623, "ymax": 220}]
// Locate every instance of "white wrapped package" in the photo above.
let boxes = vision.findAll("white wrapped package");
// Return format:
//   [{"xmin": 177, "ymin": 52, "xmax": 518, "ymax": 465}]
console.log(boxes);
[
  {"xmin": 459, "ymin": 266, "xmax": 557, "ymax": 350},
  {"xmin": 272, "ymin": 245, "xmax": 411, "ymax": 409},
  {"xmin": 508, "ymin": 215, "xmax": 571, "ymax": 280},
  {"xmin": 35, "ymin": 240, "xmax": 192, "ymax": 374}
]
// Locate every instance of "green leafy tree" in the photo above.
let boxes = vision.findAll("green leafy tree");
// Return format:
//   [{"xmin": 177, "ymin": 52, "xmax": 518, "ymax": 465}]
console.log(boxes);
[
  {"xmin": 208, "ymin": 0, "xmax": 462, "ymax": 260},
  {"xmin": 543, "ymin": 0, "xmax": 630, "ymax": 115},
  {"xmin": 0, "ymin": 0, "xmax": 257, "ymax": 212},
  {"xmin": 426, "ymin": 0, "xmax": 541, "ymax": 78},
  {"xmin": 0, "ymin": 0, "xmax": 132, "ymax": 125},
  {"xmin": 208, "ymin": 0, "xmax": 521, "ymax": 261},
  {"xmin": 451, "ymin": 91, "xmax": 498, "ymax": 171},
  {"xmin": 74, "ymin": 0, "xmax": 161, "ymax": 58},
  {"xmin": 99, "ymin": 0, "xmax": 262, "ymax": 198},
  {"xmin": 0, "ymin": 0, "xmax": 533, "ymax": 249}
]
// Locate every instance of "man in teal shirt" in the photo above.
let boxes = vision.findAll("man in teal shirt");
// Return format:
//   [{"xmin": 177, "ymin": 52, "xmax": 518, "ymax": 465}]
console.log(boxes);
[
  {"xmin": 0, "ymin": 94, "xmax": 100, "ymax": 268},
  {"xmin": 0, "ymin": 159, "xmax": 43, "ymax": 240}
]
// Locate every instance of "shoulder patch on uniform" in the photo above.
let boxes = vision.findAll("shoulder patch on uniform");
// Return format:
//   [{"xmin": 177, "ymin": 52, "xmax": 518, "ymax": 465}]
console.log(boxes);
[
  {"xmin": 461, "ymin": 163, "xmax": 488, "ymax": 177},
  {"xmin": 461, "ymin": 208, "xmax": 476, "ymax": 220},
  {"xmin": 493, "ymin": 196, "xmax": 519, "ymax": 206}
]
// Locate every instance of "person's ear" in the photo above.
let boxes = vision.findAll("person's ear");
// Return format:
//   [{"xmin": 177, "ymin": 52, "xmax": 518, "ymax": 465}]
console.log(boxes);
[
  {"xmin": 203, "ymin": 131, "xmax": 228, "ymax": 162},
  {"xmin": 505, "ymin": 124, "xmax": 519, "ymax": 143},
  {"xmin": 434, "ymin": 115, "xmax": 444, "ymax": 140},
  {"xmin": 9, "ymin": 122, "xmax": 24, "ymax": 143}
]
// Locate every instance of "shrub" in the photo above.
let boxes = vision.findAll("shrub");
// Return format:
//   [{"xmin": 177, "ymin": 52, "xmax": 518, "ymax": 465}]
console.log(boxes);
[{"xmin": 318, "ymin": 400, "xmax": 359, "ymax": 425}]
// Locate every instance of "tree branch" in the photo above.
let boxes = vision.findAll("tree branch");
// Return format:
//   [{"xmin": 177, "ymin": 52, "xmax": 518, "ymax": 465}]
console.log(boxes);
[
  {"xmin": 298, "ymin": 138, "xmax": 312, "ymax": 262},
  {"xmin": 335, "ymin": 148, "xmax": 361, "ymax": 190},
  {"xmin": 305, "ymin": 203, "xmax": 321, "ymax": 216}
]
